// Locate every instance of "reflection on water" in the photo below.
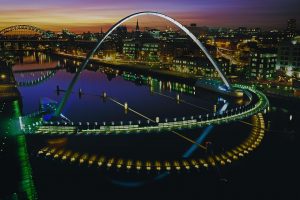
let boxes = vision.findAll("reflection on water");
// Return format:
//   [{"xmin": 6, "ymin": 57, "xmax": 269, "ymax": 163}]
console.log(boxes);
[
  {"xmin": 1, "ymin": 51, "xmax": 299, "ymax": 199},
  {"xmin": 14, "ymin": 52, "xmax": 243, "ymax": 124},
  {"xmin": 0, "ymin": 99, "xmax": 37, "ymax": 200},
  {"xmin": 17, "ymin": 135, "xmax": 37, "ymax": 200}
]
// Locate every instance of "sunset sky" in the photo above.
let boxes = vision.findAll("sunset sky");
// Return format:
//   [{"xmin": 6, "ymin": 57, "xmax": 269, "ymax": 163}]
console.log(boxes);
[{"xmin": 0, "ymin": 0, "xmax": 299, "ymax": 33}]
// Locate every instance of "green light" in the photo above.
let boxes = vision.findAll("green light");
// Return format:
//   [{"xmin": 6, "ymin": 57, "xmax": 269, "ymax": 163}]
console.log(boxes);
[
  {"xmin": 17, "ymin": 135, "xmax": 37, "ymax": 200},
  {"xmin": 1, "ymin": 100, "xmax": 37, "ymax": 199}
]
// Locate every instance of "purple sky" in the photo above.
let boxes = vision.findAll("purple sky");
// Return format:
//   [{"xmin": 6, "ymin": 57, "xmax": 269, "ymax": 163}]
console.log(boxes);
[{"xmin": 0, "ymin": 0, "xmax": 299, "ymax": 32}]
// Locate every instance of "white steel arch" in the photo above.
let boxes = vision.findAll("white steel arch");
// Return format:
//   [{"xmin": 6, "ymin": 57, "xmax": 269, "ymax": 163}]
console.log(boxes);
[{"xmin": 55, "ymin": 11, "xmax": 231, "ymax": 116}]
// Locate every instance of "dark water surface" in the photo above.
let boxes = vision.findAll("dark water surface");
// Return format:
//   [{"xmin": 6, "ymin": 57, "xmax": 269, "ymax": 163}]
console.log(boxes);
[{"xmin": 0, "ymin": 52, "xmax": 299, "ymax": 200}]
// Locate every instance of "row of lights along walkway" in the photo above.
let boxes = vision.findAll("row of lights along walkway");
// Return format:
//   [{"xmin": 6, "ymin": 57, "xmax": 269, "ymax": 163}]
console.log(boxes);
[
  {"xmin": 22, "ymin": 85, "xmax": 269, "ymax": 136},
  {"xmin": 37, "ymin": 113, "xmax": 266, "ymax": 172}
]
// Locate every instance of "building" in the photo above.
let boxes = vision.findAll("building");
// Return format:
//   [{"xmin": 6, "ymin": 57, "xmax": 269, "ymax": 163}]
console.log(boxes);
[
  {"xmin": 198, "ymin": 44, "xmax": 217, "ymax": 58},
  {"xmin": 276, "ymin": 37, "xmax": 300, "ymax": 79},
  {"xmin": 171, "ymin": 56, "xmax": 219, "ymax": 77},
  {"xmin": 257, "ymin": 30, "xmax": 285, "ymax": 48},
  {"xmin": 216, "ymin": 57, "xmax": 232, "ymax": 76},
  {"xmin": 159, "ymin": 37, "xmax": 191, "ymax": 61},
  {"xmin": 147, "ymin": 29, "xmax": 160, "ymax": 39},
  {"xmin": 172, "ymin": 56, "xmax": 203, "ymax": 74},
  {"xmin": 122, "ymin": 20, "xmax": 161, "ymax": 62},
  {"xmin": 236, "ymin": 27, "xmax": 247, "ymax": 35},
  {"xmin": 293, "ymin": 79, "xmax": 300, "ymax": 96},
  {"xmin": 249, "ymin": 48, "xmax": 277, "ymax": 80},
  {"xmin": 140, "ymin": 43, "xmax": 160, "ymax": 62},
  {"xmin": 123, "ymin": 39, "xmax": 140, "ymax": 60},
  {"xmin": 286, "ymin": 19, "xmax": 296, "ymax": 38},
  {"xmin": 115, "ymin": 26, "xmax": 128, "ymax": 53},
  {"xmin": 159, "ymin": 30, "xmax": 179, "ymax": 41},
  {"xmin": 134, "ymin": 19, "xmax": 141, "ymax": 38},
  {"xmin": 60, "ymin": 29, "xmax": 76, "ymax": 40},
  {"xmin": 123, "ymin": 38, "xmax": 160, "ymax": 62},
  {"xmin": 186, "ymin": 23, "xmax": 208, "ymax": 38}
]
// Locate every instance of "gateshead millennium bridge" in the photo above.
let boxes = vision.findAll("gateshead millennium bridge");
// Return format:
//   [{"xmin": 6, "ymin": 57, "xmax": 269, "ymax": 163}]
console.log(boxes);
[{"xmin": 2, "ymin": 11, "xmax": 269, "ymax": 173}]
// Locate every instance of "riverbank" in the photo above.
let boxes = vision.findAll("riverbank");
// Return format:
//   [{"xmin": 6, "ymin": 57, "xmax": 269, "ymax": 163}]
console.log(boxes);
[
  {"xmin": 52, "ymin": 52, "xmax": 198, "ymax": 83},
  {"xmin": 52, "ymin": 52, "xmax": 300, "ymax": 101}
]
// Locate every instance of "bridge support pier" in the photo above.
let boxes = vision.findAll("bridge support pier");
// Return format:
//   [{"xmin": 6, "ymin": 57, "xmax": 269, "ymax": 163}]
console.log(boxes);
[
  {"xmin": 124, "ymin": 102, "xmax": 128, "ymax": 114},
  {"xmin": 156, "ymin": 117, "xmax": 160, "ymax": 123},
  {"xmin": 176, "ymin": 94, "xmax": 180, "ymax": 103},
  {"xmin": 101, "ymin": 91, "xmax": 107, "ymax": 102},
  {"xmin": 56, "ymin": 85, "xmax": 60, "ymax": 95},
  {"xmin": 213, "ymin": 104, "xmax": 217, "ymax": 113},
  {"xmin": 79, "ymin": 88, "xmax": 82, "ymax": 98}
]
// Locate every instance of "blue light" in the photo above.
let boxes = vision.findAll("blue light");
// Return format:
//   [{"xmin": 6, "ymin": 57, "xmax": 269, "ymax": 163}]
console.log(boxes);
[
  {"xmin": 182, "ymin": 125, "xmax": 214, "ymax": 158},
  {"xmin": 218, "ymin": 85, "xmax": 228, "ymax": 91}
]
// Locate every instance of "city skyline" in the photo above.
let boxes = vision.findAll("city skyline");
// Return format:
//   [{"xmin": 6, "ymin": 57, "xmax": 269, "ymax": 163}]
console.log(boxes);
[
  {"xmin": 1, "ymin": 1, "xmax": 300, "ymax": 200},
  {"xmin": 0, "ymin": 0, "xmax": 300, "ymax": 33}
]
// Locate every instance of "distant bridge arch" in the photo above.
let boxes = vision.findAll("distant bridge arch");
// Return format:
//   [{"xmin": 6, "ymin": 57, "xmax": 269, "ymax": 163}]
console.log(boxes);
[
  {"xmin": 0, "ymin": 25, "xmax": 47, "ymax": 36},
  {"xmin": 55, "ymin": 11, "xmax": 232, "ymax": 116}
]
